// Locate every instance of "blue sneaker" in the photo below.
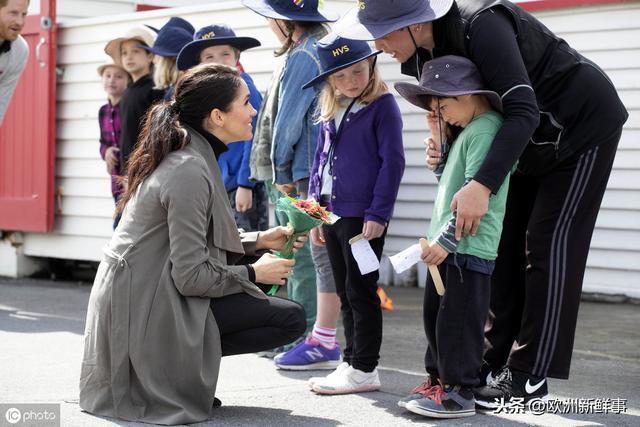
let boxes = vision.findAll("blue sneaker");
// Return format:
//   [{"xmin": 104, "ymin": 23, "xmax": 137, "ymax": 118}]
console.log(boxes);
[{"xmin": 274, "ymin": 336, "xmax": 342, "ymax": 370}]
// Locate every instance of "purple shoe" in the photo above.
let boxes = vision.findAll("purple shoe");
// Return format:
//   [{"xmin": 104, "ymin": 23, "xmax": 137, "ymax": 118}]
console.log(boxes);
[{"xmin": 274, "ymin": 336, "xmax": 342, "ymax": 371}]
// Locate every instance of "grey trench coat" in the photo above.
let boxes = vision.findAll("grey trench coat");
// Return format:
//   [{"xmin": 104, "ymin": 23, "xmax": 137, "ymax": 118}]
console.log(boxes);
[{"xmin": 79, "ymin": 128, "xmax": 266, "ymax": 425}]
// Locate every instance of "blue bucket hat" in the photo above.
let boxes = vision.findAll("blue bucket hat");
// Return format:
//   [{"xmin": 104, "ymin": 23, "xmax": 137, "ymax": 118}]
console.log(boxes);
[
  {"xmin": 146, "ymin": 16, "xmax": 195, "ymax": 35},
  {"xmin": 302, "ymin": 33, "xmax": 381, "ymax": 89},
  {"xmin": 394, "ymin": 55, "xmax": 502, "ymax": 112},
  {"xmin": 333, "ymin": 0, "xmax": 454, "ymax": 40},
  {"xmin": 140, "ymin": 26, "xmax": 194, "ymax": 57},
  {"xmin": 177, "ymin": 25, "xmax": 261, "ymax": 71},
  {"xmin": 241, "ymin": 0, "xmax": 339, "ymax": 22}
]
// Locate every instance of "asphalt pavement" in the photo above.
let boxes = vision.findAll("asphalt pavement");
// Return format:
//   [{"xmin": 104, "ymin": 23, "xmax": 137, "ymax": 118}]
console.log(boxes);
[{"xmin": 1, "ymin": 277, "xmax": 639, "ymax": 426}]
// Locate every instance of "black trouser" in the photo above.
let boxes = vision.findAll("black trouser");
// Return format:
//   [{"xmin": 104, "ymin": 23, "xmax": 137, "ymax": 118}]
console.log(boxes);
[
  {"xmin": 424, "ymin": 263, "xmax": 491, "ymax": 387},
  {"xmin": 209, "ymin": 293, "xmax": 306, "ymax": 356},
  {"xmin": 484, "ymin": 132, "xmax": 620, "ymax": 379},
  {"xmin": 324, "ymin": 217, "xmax": 386, "ymax": 373}
]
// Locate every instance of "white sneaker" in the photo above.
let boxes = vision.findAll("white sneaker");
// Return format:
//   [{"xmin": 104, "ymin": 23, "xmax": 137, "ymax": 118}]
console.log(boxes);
[
  {"xmin": 311, "ymin": 366, "xmax": 381, "ymax": 395},
  {"xmin": 308, "ymin": 362, "xmax": 350, "ymax": 388}
]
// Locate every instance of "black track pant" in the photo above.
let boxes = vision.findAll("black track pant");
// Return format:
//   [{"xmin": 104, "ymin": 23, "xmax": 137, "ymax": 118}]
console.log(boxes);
[
  {"xmin": 210, "ymin": 294, "xmax": 306, "ymax": 356},
  {"xmin": 324, "ymin": 217, "xmax": 386, "ymax": 373},
  {"xmin": 484, "ymin": 132, "xmax": 620, "ymax": 379}
]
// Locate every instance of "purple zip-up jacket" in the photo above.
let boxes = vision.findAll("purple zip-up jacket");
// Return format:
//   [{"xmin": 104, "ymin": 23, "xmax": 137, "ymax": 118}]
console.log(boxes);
[{"xmin": 309, "ymin": 93, "xmax": 405, "ymax": 225}]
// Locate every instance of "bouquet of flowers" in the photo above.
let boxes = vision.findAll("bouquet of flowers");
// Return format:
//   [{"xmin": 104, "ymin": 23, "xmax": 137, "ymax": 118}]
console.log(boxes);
[{"xmin": 267, "ymin": 196, "xmax": 338, "ymax": 296}]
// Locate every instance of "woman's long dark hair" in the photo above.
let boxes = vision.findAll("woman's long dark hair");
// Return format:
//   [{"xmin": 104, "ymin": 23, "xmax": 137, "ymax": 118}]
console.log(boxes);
[{"xmin": 116, "ymin": 63, "xmax": 243, "ymax": 214}]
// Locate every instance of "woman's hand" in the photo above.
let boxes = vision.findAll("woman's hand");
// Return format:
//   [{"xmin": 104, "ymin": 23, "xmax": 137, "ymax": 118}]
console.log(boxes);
[
  {"xmin": 105, "ymin": 146, "xmax": 119, "ymax": 173},
  {"xmin": 235, "ymin": 187, "xmax": 253, "ymax": 213},
  {"xmin": 257, "ymin": 226, "xmax": 308, "ymax": 252},
  {"xmin": 252, "ymin": 253, "xmax": 295, "ymax": 285},
  {"xmin": 421, "ymin": 241, "xmax": 449, "ymax": 266},
  {"xmin": 362, "ymin": 220, "xmax": 385, "ymax": 240},
  {"xmin": 275, "ymin": 183, "xmax": 296, "ymax": 196},
  {"xmin": 450, "ymin": 180, "xmax": 491, "ymax": 240},
  {"xmin": 310, "ymin": 226, "xmax": 325, "ymax": 246}
]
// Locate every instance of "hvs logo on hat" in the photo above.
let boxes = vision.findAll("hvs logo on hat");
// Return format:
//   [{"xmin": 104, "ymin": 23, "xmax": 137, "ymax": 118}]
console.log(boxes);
[
  {"xmin": 332, "ymin": 45, "xmax": 350, "ymax": 57},
  {"xmin": 357, "ymin": 0, "xmax": 366, "ymax": 10},
  {"xmin": 201, "ymin": 31, "xmax": 216, "ymax": 39}
]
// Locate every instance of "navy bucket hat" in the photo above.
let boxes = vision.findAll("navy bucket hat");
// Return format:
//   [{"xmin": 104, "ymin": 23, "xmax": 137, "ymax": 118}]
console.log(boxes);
[
  {"xmin": 394, "ymin": 55, "xmax": 502, "ymax": 112},
  {"xmin": 302, "ymin": 33, "xmax": 381, "ymax": 89},
  {"xmin": 333, "ymin": 0, "xmax": 454, "ymax": 40},
  {"xmin": 146, "ymin": 16, "xmax": 195, "ymax": 35},
  {"xmin": 177, "ymin": 25, "xmax": 261, "ymax": 71},
  {"xmin": 140, "ymin": 26, "xmax": 194, "ymax": 57},
  {"xmin": 241, "ymin": 0, "xmax": 339, "ymax": 22}
]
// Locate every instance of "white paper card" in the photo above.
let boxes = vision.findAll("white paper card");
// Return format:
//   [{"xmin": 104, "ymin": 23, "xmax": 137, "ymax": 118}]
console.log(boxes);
[
  {"xmin": 350, "ymin": 239, "xmax": 380, "ymax": 275},
  {"xmin": 389, "ymin": 243, "xmax": 423, "ymax": 274}
]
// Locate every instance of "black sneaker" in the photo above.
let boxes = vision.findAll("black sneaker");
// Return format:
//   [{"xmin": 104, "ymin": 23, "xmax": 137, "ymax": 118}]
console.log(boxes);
[
  {"xmin": 478, "ymin": 361, "xmax": 496, "ymax": 387},
  {"xmin": 474, "ymin": 366, "xmax": 548, "ymax": 409}
]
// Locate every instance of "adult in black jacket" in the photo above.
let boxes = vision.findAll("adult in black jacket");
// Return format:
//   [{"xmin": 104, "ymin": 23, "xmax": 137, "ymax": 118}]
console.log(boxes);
[{"xmin": 335, "ymin": 0, "xmax": 628, "ymax": 414}]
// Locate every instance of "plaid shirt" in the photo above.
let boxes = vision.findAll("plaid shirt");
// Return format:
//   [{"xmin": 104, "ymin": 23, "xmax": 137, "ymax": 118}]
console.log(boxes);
[{"xmin": 98, "ymin": 101, "xmax": 123, "ymax": 199}]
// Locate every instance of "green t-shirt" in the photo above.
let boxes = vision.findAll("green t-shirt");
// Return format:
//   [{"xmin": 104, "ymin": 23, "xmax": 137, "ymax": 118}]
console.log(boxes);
[{"xmin": 427, "ymin": 111, "xmax": 510, "ymax": 261}]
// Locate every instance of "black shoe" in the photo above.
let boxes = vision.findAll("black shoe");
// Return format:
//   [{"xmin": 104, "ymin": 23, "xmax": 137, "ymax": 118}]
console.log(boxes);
[
  {"xmin": 212, "ymin": 397, "xmax": 222, "ymax": 408},
  {"xmin": 478, "ymin": 361, "xmax": 496, "ymax": 387},
  {"xmin": 474, "ymin": 366, "xmax": 548, "ymax": 409}
]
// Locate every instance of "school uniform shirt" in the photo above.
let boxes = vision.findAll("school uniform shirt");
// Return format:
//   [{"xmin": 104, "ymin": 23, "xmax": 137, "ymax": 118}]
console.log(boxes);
[
  {"xmin": 98, "ymin": 100, "xmax": 124, "ymax": 199},
  {"xmin": 428, "ymin": 111, "xmax": 508, "ymax": 261},
  {"xmin": 0, "ymin": 35, "xmax": 29, "ymax": 124},
  {"xmin": 118, "ymin": 74, "xmax": 163, "ymax": 173},
  {"xmin": 309, "ymin": 93, "xmax": 405, "ymax": 226},
  {"xmin": 218, "ymin": 72, "xmax": 263, "ymax": 192}
]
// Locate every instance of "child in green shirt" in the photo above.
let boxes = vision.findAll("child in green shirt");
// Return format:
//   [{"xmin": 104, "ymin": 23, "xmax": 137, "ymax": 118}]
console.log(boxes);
[{"xmin": 394, "ymin": 55, "xmax": 512, "ymax": 419}]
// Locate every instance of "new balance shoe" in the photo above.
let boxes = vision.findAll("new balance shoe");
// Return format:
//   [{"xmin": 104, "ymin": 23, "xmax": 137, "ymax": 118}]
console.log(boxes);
[
  {"xmin": 258, "ymin": 335, "xmax": 306, "ymax": 359},
  {"xmin": 274, "ymin": 336, "xmax": 342, "ymax": 370},
  {"xmin": 397, "ymin": 374, "xmax": 440, "ymax": 408},
  {"xmin": 474, "ymin": 366, "xmax": 548, "ymax": 409},
  {"xmin": 308, "ymin": 362, "xmax": 350, "ymax": 388},
  {"xmin": 405, "ymin": 384, "xmax": 476, "ymax": 419},
  {"xmin": 311, "ymin": 366, "xmax": 381, "ymax": 395}
]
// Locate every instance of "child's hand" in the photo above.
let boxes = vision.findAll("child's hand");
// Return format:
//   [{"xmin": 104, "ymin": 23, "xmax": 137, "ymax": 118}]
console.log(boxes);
[
  {"xmin": 105, "ymin": 146, "xmax": 119, "ymax": 173},
  {"xmin": 310, "ymin": 226, "xmax": 325, "ymax": 246},
  {"xmin": 235, "ymin": 187, "xmax": 253, "ymax": 213},
  {"xmin": 421, "ymin": 241, "xmax": 449, "ymax": 266},
  {"xmin": 276, "ymin": 183, "xmax": 296, "ymax": 196},
  {"xmin": 424, "ymin": 137, "xmax": 441, "ymax": 171},
  {"xmin": 362, "ymin": 220, "xmax": 385, "ymax": 240},
  {"xmin": 427, "ymin": 111, "xmax": 449, "ymax": 145}
]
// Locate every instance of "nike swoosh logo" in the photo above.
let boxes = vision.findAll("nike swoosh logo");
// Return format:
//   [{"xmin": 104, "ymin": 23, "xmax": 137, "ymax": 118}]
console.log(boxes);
[{"xmin": 525, "ymin": 378, "xmax": 546, "ymax": 394}]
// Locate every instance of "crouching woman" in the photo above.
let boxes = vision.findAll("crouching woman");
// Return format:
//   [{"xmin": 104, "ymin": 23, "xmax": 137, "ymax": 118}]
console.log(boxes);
[{"xmin": 79, "ymin": 63, "xmax": 306, "ymax": 425}]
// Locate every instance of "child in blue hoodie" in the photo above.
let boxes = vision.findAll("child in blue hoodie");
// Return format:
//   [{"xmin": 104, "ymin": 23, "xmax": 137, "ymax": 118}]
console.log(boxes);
[{"xmin": 177, "ymin": 24, "xmax": 267, "ymax": 231}]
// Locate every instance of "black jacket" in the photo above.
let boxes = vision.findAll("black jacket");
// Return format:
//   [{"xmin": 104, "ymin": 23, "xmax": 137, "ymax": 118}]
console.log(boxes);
[
  {"xmin": 403, "ymin": 0, "xmax": 628, "ymax": 189},
  {"xmin": 119, "ymin": 74, "xmax": 164, "ymax": 174}
]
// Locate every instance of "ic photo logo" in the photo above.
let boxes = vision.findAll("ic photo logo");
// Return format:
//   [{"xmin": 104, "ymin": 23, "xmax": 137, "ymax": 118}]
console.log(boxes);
[{"xmin": 5, "ymin": 407, "xmax": 21, "ymax": 424}]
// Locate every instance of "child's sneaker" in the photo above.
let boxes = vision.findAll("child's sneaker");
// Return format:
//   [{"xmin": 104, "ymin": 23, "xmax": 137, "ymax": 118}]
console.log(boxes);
[
  {"xmin": 397, "ymin": 374, "xmax": 439, "ymax": 408},
  {"xmin": 405, "ymin": 384, "xmax": 475, "ymax": 419},
  {"xmin": 274, "ymin": 336, "xmax": 342, "ymax": 370},
  {"xmin": 308, "ymin": 362, "xmax": 350, "ymax": 388},
  {"xmin": 311, "ymin": 366, "xmax": 381, "ymax": 395}
]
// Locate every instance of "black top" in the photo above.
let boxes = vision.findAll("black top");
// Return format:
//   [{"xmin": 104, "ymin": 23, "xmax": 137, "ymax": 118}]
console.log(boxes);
[
  {"xmin": 189, "ymin": 124, "xmax": 229, "ymax": 160},
  {"xmin": 402, "ymin": 0, "xmax": 627, "ymax": 192},
  {"xmin": 119, "ymin": 74, "xmax": 164, "ymax": 173}
]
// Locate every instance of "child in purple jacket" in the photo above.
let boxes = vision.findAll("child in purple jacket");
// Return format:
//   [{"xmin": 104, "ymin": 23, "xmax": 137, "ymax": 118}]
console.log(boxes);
[{"xmin": 304, "ymin": 34, "xmax": 405, "ymax": 394}]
